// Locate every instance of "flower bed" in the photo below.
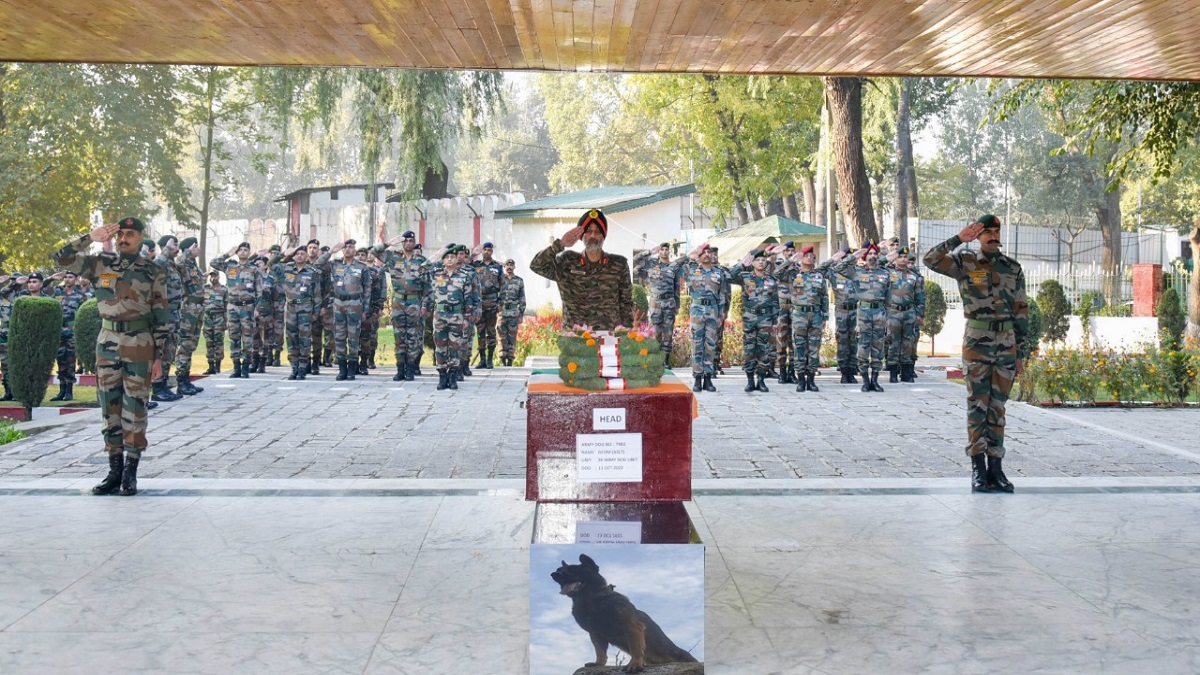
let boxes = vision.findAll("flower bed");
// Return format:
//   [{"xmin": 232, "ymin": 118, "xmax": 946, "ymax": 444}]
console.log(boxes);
[{"xmin": 1023, "ymin": 337, "xmax": 1200, "ymax": 407}]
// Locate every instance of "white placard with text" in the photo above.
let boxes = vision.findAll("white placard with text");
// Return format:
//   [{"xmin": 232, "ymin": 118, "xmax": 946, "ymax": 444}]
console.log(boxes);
[
  {"xmin": 576, "ymin": 433, "xmax": 643, "ymax": 482},
  {"xmin": 593, "ymin": 408, "xmax": 627, "ymax": 430},
  {"xmin": 575, "ymin": 520, "xmax": 642, "ymax": 544}
]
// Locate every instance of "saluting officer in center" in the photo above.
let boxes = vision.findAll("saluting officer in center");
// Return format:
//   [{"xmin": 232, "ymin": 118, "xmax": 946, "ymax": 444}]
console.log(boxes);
[
  {"xmin": 314, "ymin": 239, "xmax": 371, "ymax": 380},
  {"xmin": 728, "ymin": 248, "xmax": 779, "ymax": 393}
]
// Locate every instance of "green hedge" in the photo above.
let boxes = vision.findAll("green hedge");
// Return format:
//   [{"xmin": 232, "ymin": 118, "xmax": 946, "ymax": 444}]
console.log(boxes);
[
  {"xmin": 74, "ymin": 298, "xmax": 101, "ymax": 372},
  {"xmin": 9, "ymin": 297, "xmax": 61, "ymax": 416}
]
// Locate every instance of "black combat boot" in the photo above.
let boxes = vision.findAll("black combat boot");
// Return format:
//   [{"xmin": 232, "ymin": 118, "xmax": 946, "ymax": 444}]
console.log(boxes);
[
  {"xmin": 404, "ymin": 356, "xmax": 415, "ymax": 381},
  {"xmin": 796, "ymin": 369, "xmax": 808, "ymax": 392},
  {"xmin": 860, "ymin": 367, "xmax": 872, "ymax": 392},
  {"xmin": 971, "ymin": 454, "xmax": 994, "ymax": 493},
  {"xmin": 766, "ymin": 365, "xmax": 778, "ymax": 380},
  {"xmin": 273, "ymin": 349, "xmax": 282, "ymax": 367},
  {"xmin": 436, "ymin": 370, "xmax": 448, "ymax": 390},
  {"xmin": 229, "ymin": 359, "xmax": 241, "ymax": 378},
  {"xmin": 287, "ymin": 364, "xmax": 298, "ymax": 381},
  {"xmin": 336, "ymin": 358, "xmax": 348, "ymax": 381},
  {"xmin": 847, "ymin": 367, "xmax": 859, "ymax": 384},
  {"xmin": 487, "ymin": 346, "xmax": 496, "ymax": 369},
  {"xmin": 462, "ymin": 359, "xmax": 473, "ymax": 377},
  {"xmin": 703, "ymin": 374, "xmax": 716, "ymax": 392},
  {"xmin": 756, "ymin": 371, "xmax": 769, "ymax": 393},
  {"xmin": 50, "ymin": 382, "xmax": 69, "ymax": 401},
  {"xmin": 119, "ymin": 454, "xmax": 139, "ymax": 496},
  {"xmin": 347, "ymin": 359, "xmax": 358, "ymax": 381},
  {"xmin": 63, "ymin": 382, "xmax": 75, "ymax": 400},
  {"xmin": 367, "ymin": 349, "xmax": 376, "ymax": 369},
  {"xmin": 178, "ymin": 373, "xmax": 202, "ymax": 396},
  {"xmin": 1, "ymin": 376, "xmax": 12, "ymax": 401},
  {"xmin": 308, "ymin": 358, "xmax": 320, "ymax": 375},
  {"xmin": 204, "ymin": 360, "xmax": 217, "ymax": 375},
  {"xmin": 838, "ymin": 367, "xmax": 850, "ymax": 384},
  {"xmin": 447, "ymin": 368, "xmax": 458, "ymax": 389},
  {"xmin": 356, "ymin": 357, "xmax": 369, "ymax": 375},
  {"xmin": 889, "ymin": 365, "xmax": 899, "ymax": 384},
  {"xmin": 455, "ymin": 364, "xmax": 465, "ymax": 381},
  {"xmin": 152, "ymin": 380, "xmax": 180, "ymax": 402},
  {"xmin": 987, "ymin": 455, "xmax": 1015, "ymax": 493},
  {"xmin": 806, "ymin": 371, "xmax": 819, "ymax": 393},
  {"xmin": 901, "ymin": 364, "xmax": 915, "ymax": 383},
  {"xmin": 256, "ymin": 355, "xmax": 267, "ymax": 374},
  {"xmin": 297, "ymin": 359, "xmax": 308, "ymax": 380},
  {"xmin": 394, "ymin": 358, "xmax": 406, "ymax": 381},
  {"xmin": 693, "ymin": 374, "xmax": 703, "ymax": 392},
  {"xmin": 414, "ymin": 352, "xmax": 424, "ymax": 376},
  {"xmin": 91, "ymin": 453, "xmax": 124, "ymax": 495},
  {"xmin": 870, "ymin": 369, "xmax": 884, "ymax": 392},
  {"xmin": 744, "ymin": 371, "xmax": 757, "ymax": 393},
  {"xmin": 776, "ymin": 366, "xmax": 788, "ymax": 385}
]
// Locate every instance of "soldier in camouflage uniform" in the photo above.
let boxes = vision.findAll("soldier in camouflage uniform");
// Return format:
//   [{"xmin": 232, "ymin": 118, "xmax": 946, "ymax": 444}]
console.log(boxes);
[
  {"xmin": 497, "ymin": 258, "xmax": 526, "ymax": 366},
  {"xmin": 314, "ymin": 240, "xmax": 370, "ymax": 381},
  {"xmin": 455, "ymin": 246, "xmax": 480, "ymax": 379},
  {"xmin": 0, "ymin": 274, "xmax": 19, "ymax": 400},
  {"xmin": 425, "ymin": 246, "xmax": 479, "ymax": 390},
  {"xmin": 885, "ymin": 249, "xmax": 926, "ymax": 384},
  {"xmin": 48, "ymin": 271, "xmax": 89, "ymax": 401},
  {"xmin": 304, "ymin": 240, "xmax": 331, "ymax": 375},
  {"xmin": 372, "ymin": 231, "xmax": 428, "ymax": 381},
  {"xmin": 354, "ymin": 247, "xmax": 384, "ymax": 375},
  {"xmin": 774, "ymin": 245, "xmax": 829, "ymax": 392},
  {"xmin": 209, "ymin": 242, "xmax": 263, "ymax": 378},
  {"xmin": 53, "ymin": 217, "xmax": 169, "ymax": 497},
  {"xmin": 924, "ymin": 215, "xmax": 1030, "ymax": 494},
  {"xmin": 773, "ymin": 242, "xmax": 796, "ymax": 383},
  {"xmin": 834, "ymin": 243, "xmax": 892, "ymax": 392},
  {"xmin": 250, "ymin": 254, "xmax": 277, "ymax": 373},
  {"xmin": 632, "ymin": 243, "xmax": 684, "ymax": 362},
  {"xmin": 679, "ymin": 243, "xmax": 726, "ymax": 393},
  {"xmin": 278, "ymin": 245, "xmax": 320, "ymax": 380},
  {"xmin": 470, "ymin": 242, "xmax": 504, "ymax": 369},
  {"xmin": 728, "ymin": 249, "xmax": 779, "ymax": 393},
  {"xmin": 712, "ymin": 248, "xmax": 732, "ymax": 376},
  {"xmin": 530, "ymin": 208, "xmax": 634, "ymax": 332},
  {"xmin": 150, "ymin": 235, "xmax": 184, "ymax": 402},
  {"xmin": 268, "ymin": 244, "xmax": 287, "ymax": 367},
  {"xmin": 818, "ymin": 248, "xmax": 860, "ymax": 384},
  {"xmin": 171, "ymin": 237, "xmax": 205, "ymax": 396},
  {"xmin": 201, "ymin": 270, "xmax": 227, "ymax": 373}
]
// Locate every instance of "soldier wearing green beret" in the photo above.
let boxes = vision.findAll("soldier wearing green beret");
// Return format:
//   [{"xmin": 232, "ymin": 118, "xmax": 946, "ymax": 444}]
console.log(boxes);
[
  {"xmin": 53, "ymin": 216, "xmax": 170, "ymax": 496},
  {"xmin": 924, "ymin": 214, "xmax": 1030, "ymax": 493},
  {"xmin": 171, "ymin": 236, "xmax": 205, "ymax": 395}
]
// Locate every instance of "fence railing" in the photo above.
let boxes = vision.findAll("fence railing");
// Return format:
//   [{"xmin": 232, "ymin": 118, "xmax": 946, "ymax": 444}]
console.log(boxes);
[{"xmin": 925, "ymin": 266, "xmax": 1192, "ymax": 313}]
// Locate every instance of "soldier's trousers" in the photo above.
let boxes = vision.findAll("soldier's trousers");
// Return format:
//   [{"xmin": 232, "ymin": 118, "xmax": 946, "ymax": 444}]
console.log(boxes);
[
  {"xmin": 433, "ymin": 312, "xmax": 466, "ymax": 370},
  {"xmin": 649, "ymin": 303, "xmax": 679, "ymax": 356},
  {"xmin": 253, "ymin": 303, "xmax": 275, "ymax": 359},
  {"xmin": 0, "ymin": 333, "xmax": 7, "ymax": 377},
  {"xmin": 835, "ymin": 304, "xmax": 858, "ymax": 370},
  {"xmin": 333, "ymin": 299, "xmax": 364, "ymax": 360},
  {"xmin": 963, "ymin": 327, "xmax": 1018, "ymax": 458},
  {"xmin": 174, "ymin": 300, "xmax": 202, "ymax": 375},
  {"xmin": 272, "ymin": 299, "xmax": 286, "ymax": 351},
  {"xmin": 462, "ymin": 320, "xmax": 476, "ymax": 365},
  {"xmin": 95, "ymin": 333, "xmax": 152, "ymax": 458},
  {"xmin": 226, "ymin": 302, "xmax": 256, "ymax": 361},
  {"xmin": 856, "ymin": 306, "xmax": 887, "ymax": 370},
  {"xmin": 318, "ymin": 305, "xmax": 335, "ymax": 355},
  {"xmin": 476, "ymin": 301, "xmax": 499, "ymax": 352},
  {"xmin": 203, "ymin": 314, "xmax": 226, "ymax": 364},
  {"xmin": 56, "ymin": 328, "xmax": 77, "ymax": 384},
  {"xmin": 775, "ymin": 312, "xmax": 793, "ymax": 368},
  {"xmin": 887, "ymin": 309, "xmax": 920, "ymax": 367},
  {"xmin": 391, "ymin": 299, "xmax": 424, "ymax": 361},
  {"xmin": 715, "ymin": 314, "xmax": 728, "ymax": 370},
  {"xmin": 359, "ymin": 313, "xmax": 377, "ymax": 357},
  {"xmin": 791, "ymin": 312, "xmax": 824, "ymax": 375},
  {"xmin": 741, "ymin": 311, "xmax": 776, "ymax": 374},
  {"xmin": 498, "ymin": 315, "xmax": 522, "ymax": 359},
  {"xmin": 286, "ymin": 304, "xmax": 314, "ymax": 363},
  {"xmin": 156, "ymin": 305, "xmax": 181, "ymax": 384},
  {"xmin": 690, "ymin": 305, "xmax": 720, "ymax": 375}
]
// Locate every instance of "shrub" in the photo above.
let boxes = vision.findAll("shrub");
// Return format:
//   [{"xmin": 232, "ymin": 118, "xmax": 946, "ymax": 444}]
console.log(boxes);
[
  {"xmin": 74, "ymin": 298, "xmax": 101, "ymax": 373},
  {"xmin": 1026, "ymin": 298, "xmax": 1045, "ymax": 354},
  {"xmin": 0, "ymin": 419, "xmax": 24, "ymax": 445},
  {"xmin": 1158, "ymin": 287, "xmax": 1186, "ymax": 350},
  {"xmin": 922, "ymin": 281, "xmax": 946, "ymax": 355},
  {"xmin": 9, "ymin": 297, "xmax": 61, "ymax": 417},
  {"xmin": 631, "ymin": 284, "xmax": 649, "ymax": 318},
  {"xmin": 1037, "ymin": 280, "xmax": 1071, "ymax": 344}
]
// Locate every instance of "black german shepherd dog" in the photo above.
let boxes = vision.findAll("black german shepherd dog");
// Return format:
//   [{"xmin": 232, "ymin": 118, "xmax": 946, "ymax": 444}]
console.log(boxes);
[{"xmin": 551, "ymin": 554, "xmax": 698, "ymax": 673}]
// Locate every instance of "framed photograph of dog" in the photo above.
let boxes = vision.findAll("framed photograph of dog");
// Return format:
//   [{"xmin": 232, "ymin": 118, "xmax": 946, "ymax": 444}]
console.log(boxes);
[{"xmin": 530, "ymin": 544, "xmax": 704, "ymax": 674}]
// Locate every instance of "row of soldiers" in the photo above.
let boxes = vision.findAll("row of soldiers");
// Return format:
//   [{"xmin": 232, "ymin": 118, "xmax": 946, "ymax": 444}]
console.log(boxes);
[{"xmin": 633, "ymin": 237, "xmax": 927, "ymax": 394}]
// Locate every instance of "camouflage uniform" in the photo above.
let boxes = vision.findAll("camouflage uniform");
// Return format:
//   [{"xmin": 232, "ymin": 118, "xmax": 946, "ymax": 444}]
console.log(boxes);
[
  {"xmin": 0, "ymin": 279, "xmax": 16, "ymax": 399},
  {"xmin": 280, "ymin": 261, "xmax": 320, "ymax": 376},
  {"xmin": 714, "ymin": 260, "xmax": 733, "ymax": 374},
  {"xmin": 835, "ymin": 256, "xmax": 892, "ymax": 380},
  {"xmin": 497, "ymin": 271, "xmax": 526, "ymax": 364},
  {"xmin": 885, "ymin": 266, "xmax": 926, "ymax": 380},
  {"xmin": 252, "ymin": 260, "xmax": 278, "ymax": 369},
  {"xmin": 470, "ymin": 256, "xmax": 504, "ymax": 367},
  {"xmin": 356, "ymin": 261, "xmax": 383, "ymax": 372},
  {"xmin": 632, "ymin": 250, "xmax": 685, "ymax": 358},
  {"xmin": 774, "ymin": 260, "xmax": 830, "ymax": 383},
  {"xmin": 209, "ymin": 253, "xmax": 263, "ymax": 374},
  {"xmin": 818, "ymin": 257, "xmax": 859, "ymax": 379},
  {"xmin": 312, "ymin": 260, "xmax": 335, "ymax": 368},
  {"xmin": 51, "ymin": 285, "xmax": 89, "ymax": 387},
  {"xmin": 728, "ymin": 262, "xmax": 779, "ymax": 380},
  {"xmin": 924, "ymin": 233, "xmax": 1030, "ymax": 461},
  {"xmin": 372, "ymin": 244, "xmax": 429, "ymax": 380},
  {"xmin": 52, "ymin": 227, "xmax": 169, "ymax": 494},
  {"xmin": 202, "ymin": 279, "xmax": 228, "ymax": 369},
  {"xmin": 455, "ymin": 260, "xmax": 480, "ymax": 376},
  {"xmin": 680, "ymin": 258, "xmax": 726, "ymax": 384},
  {"xmin": 425, "ymin": 264, "xmax": 478, "ymax": 388},
  {"xmin": 773, "ymin": 258, "xmax": 794, "ymax": 380},
  {"xmin": 172, "ymin": 253, "xmax": 205, "ymax": 384},
  {"xmin": 530, "ymin": 240, "xmax": 634, "ymax": 331},
  {"xmin": 314, "ymin": 250, "xmax": 370, "ymax": 377},
  {"xmin": 152, "ymin": 250, "xmax": 184, "ymax": 394},
  {"xmin": 270, "ymin": 266, "xmax": 287, "ymax": 365}
]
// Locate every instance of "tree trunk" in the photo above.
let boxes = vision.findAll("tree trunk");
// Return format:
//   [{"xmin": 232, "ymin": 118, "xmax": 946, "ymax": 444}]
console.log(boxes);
[
  {"xmin": 824, "ymin": 77, "xmax": 879, "ymax": 247},
  {"xmin": 1188, "ymin": 225, "xmax": 1200, "ymax": 341},
  {"xmin": 815, "ymin": 113, "xmax": 828, "ymax": 233},
  {"xmin": 0, "ymin": 64, "xmax": 7, "ymax": 131},
  {"xmin": 874, "ymin": 175, "xmax": 885, "ymax": 234},
  {"xmin": 764, "ymin": 196, "xmax": 784, "ymax": 218},
  {"xmin": 199, "ymin": 67, "xmax": 217, "ymax": 272},
  {"xmin": 893, "ymin": 78, "xmax": 913, "ymax": 241},
  {"xmin": 800, "ymin": 179, "xmax": 815, "ymax": 224},
  {"xmin": 784, "ymin": 193, "xmax": 801, "ymax": 220},
  {"xmin": 1097, "ymin": 187, "xmax": 1122, "ymax": 305}
]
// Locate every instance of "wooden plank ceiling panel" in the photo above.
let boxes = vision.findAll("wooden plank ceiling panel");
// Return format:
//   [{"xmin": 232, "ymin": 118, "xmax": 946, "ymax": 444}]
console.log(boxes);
[{"xmin": 4, "ymin": 0, "xmax": 1200, "ymax": 80}]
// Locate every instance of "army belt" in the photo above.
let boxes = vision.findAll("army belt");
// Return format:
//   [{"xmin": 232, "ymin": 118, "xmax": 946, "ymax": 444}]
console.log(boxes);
[
  {"xmin": 860, "ymin": 301, "xmax": 884, "ymax": 309},
  {"xmin": 967, "ymin": 318, "xmax": 1014, "ymax": 331},
  {"xmin": 231, "ymin": 299, "xmax": 255, "ymax": 306},
  {"xmin": 393, "ymin": 293, "xmax": 422, "ymax": 301},
  {"xmin": 839, "ymin": 302, "xmax": 858, "ymax": 310},
  {"xmin": 436, "ymin": 303, "xmax": 463, "ymax": 311},
  {"xmin": 894, "ymin": 303, "xmax": 914, "ymax": 311},
  {"xmin": 794, "ymin": 304, "xmax": 820, "ymax": 312},
  {"xmin": 748, "ymin": 306, "xmax": 775, "ymax": 315},
  {"xmin": 335, "ymin": 293, "xmax": 363, "ymax": 301},
  {"xmin": 658, "ymin": 292, "xmax": 676, "ymax": 299},
  {"xmin": 695, "ymin": 298, "xmax": 719, "ymax": 306},
  {"xmin": 102, "ymin": 317, "xmax": 151, "ymax": 332}
]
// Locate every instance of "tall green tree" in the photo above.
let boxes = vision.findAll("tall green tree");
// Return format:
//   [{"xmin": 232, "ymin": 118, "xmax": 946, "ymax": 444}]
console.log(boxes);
[
  {"xmin": 452, "ymin": 77, "xmax": 558, "ymax": 197},
  {"xmin": 825, "ymin": 77, "xmax": 879, "ymax": 246}
]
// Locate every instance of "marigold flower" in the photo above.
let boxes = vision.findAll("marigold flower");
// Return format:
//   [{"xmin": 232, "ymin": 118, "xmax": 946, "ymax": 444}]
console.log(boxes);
[
  {"xmin": 640, "ymin": 348, "xmax": 648, "ymax": 356},
  {"xmin": 586, "ymin": 339, "xmax": 596, "ymax": 347},
  {"xmin": 568, "ymin": 362, "xmax": 578, "ymax": 373}
]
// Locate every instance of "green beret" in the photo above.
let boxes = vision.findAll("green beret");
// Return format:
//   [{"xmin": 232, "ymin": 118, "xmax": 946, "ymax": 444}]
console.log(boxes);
[
  {"xmin": 751, "ymin": 249, "xmax": 766, "ymax": 259},
  {"xmin": 157, "ymin": 234, "xmax": 177, "ymax": 248},
  {"xmin": 978, "ymin": 214, "xmax": 1001, "ymax": 230},
  {"xmin": 141, "ymin": 238, "xmax": 156, "ymax": 250},
  {"xmin": 118, "ymin": 216, "xmax": 145, "ymax": 233},
  {"xmin": 179, "ymin": 237, "xmax": 197, "ymax": 250}
]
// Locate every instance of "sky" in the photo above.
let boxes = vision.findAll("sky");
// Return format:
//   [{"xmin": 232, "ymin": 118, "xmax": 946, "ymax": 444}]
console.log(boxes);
[{"xmin": 529, "ymin": 543, "xmax": 705, "ymax": 674}]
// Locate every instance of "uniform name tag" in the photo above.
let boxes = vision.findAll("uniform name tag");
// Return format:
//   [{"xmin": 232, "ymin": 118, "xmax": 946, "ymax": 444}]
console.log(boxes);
[
  {"xmin": 968, "ymin": 270, "xmax": 988, "ymax": 284},
  {"xmin": 99, "ymin": 273, "xmax": 118, "ymax": 289}
]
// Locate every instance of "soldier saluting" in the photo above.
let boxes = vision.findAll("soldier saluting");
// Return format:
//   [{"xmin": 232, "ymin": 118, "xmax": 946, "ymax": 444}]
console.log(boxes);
[
  {"xmin": 52, "ymin": 217, "xmax": 169, "ymax": 496},
  {"xmin": 530, "ymin": 208, "xmax": 633, "ymax": 332},
  {"xmin": 924, "ymin": 214, "xmax": 1030, "ymax": 493}
]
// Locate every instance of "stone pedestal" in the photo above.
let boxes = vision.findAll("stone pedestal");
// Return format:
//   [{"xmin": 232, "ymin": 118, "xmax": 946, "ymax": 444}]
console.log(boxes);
[{"xmin": 1132, "ymin": 263, "xmax": 1163, "ymax": 317}]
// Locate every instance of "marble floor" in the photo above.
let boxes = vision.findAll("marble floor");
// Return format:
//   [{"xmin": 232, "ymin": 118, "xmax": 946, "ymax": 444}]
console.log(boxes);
[{"xmin": 2, "ymin": 477, "xmax": 1200, "ymax": 674}]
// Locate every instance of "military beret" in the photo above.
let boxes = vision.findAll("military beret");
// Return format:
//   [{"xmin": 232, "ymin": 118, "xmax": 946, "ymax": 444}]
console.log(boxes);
[
  {"xmin": 456, "ymin": 245, "xmax": 470, "ymax": 254},
  {"xmin": 320, "ymin": 246, "xmax": 330, "ymax": 252},
  {"xmin": 577, "ymin": 208, "xmax": 608, "ymax": 237},
  {"xmin": 708, "ymin": 247, "xmax": 718, "ymax": 254},
  {"xmin": 414, "ymin": 243, "xmax": 422, "ymax": 249},
  {"xmin": 889, "ymin": 236, "xmax": 900, "ymax": 244},
  {"xmin": 750, "ymin": 249, "xmax": 766, "ymax": 260},
  {"xmin": 978, "ymin": 214, "xmax": 1001, "ymax": 230},
  {"xmin": 784, "ymin": 241, "xmax": 796, "ymax": 249},
  {"xmin": 504, "ymin": 258, "xmax": 515, "ymax": 265},
  {"xmin": 344, "ymin": 239, "xmax": 357, "ymax": 246},
  {"xmin": 401, "ymin": 231, "xmax": 415, "ymax": 239},
  {"xmin": 899, "ymin": 246, "xmax": 910, "ymax": 255},
  {"xmin": 142, "ymin": 238, "xmax": 156, "ymax": 250},
  {"xmin": 441, "ymin": 247, "xmax": 457, "ymax": 259},
  {"xmin": 157, "ymin": 234, "xmax": 177, "ymax": 248},
  {"xmin": 117, "ymin": 216, "xmax": 145, "ymax": 232},
  {"xmin": 307, "ymin": 238, "xmax": 321, "ymax": 246},
  {"xmin": 179, "ymin": 237, "xmax": 197, "ymax": 250},
  {"xmin": 237, "ymin": 242, "xmax": 251, "ymax": 251},
  {"xmin": 269, "ymin": 244, "xmax": 282, "ymax": 252},
  {"xmin": 801, "ymin": 245, "xmax": 815, "ymax": 255},
  {"xmin": 28, "ymin": 271, "xmax": 44, "ymax": 281},
  {"xmin": 207, "ymin": 269, "xmax": 220, "ymax": 277},
  {"xmin": 865, "ymin": 243, "xmax": 880, "ymax": 255},
  {"xmin": 482, "ymin": 241, "xmax": 494, "ymax": 249}
]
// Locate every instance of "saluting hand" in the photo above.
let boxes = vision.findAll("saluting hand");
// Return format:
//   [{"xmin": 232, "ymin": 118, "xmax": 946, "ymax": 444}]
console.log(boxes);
[
  {"xmin": 89, "ymin": 223, "xmax": 119, "ymax": 243},
  {"xmin": 560, "ymin": 225, "xmax": 585, "ymax": 248},
  {"xmin": 958, "ymin": 222, "xmax": 985, "ymax": 243}
]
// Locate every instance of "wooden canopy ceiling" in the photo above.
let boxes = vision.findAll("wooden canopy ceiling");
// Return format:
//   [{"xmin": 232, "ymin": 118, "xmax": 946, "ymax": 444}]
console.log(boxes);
[{"xmin": 3, "ymin": 0, "xmax": 1199, "ymax": 81}]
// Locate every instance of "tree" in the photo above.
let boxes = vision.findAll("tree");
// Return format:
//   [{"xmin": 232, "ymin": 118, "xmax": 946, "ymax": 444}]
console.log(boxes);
[
  {"xmin": 74, "ymin": 298, "xmax": 101, "ymax": 374},
  {"xmin": 921, "ymin": 281, "xmax": 946, "ymax": 355},
  {"xmin": 1157, "ymin": 287, "xmax": 1186, "ymax": 350},
  {"xmin": 1037, "ymin": 279, "xmax": 1072, "ymax": 344},
  {"xmin": 825, "ymin": 77, "xmax": 879, "ymax": 246},
  {"xmin": 451, "ymin": 77, "xmax": 557, "ymax": 197}
]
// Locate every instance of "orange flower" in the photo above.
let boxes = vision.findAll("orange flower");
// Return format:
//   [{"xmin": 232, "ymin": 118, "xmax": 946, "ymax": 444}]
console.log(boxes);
[
  {"xmin": 567, "ymin": 362, "xmax": 578, "ymax": 373},
  {"xmin": 582, "ymin": 331, "xmax": 592, "ymax": 340},
  {"xmin": 635, "ymin": 335, "xmax": 644, "ymax": 342},
  {"xmin": 640, "ymin": 348, "xmax": 648, "ymax": 356},
  {"xmin": 586, "ymin": 339, "xmax": 596, "ymax": 347}
]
